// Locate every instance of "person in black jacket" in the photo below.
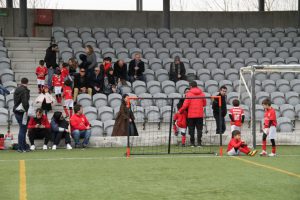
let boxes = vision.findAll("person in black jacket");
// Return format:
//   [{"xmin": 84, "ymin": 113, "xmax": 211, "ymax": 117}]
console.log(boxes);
[
  {"xmin": 44, "ymin": 44, "xmax": 59, "ymax": 90},
  {"xmin": 13, "ymin": 78, "xmax": 30, "ymax": 152},
  {"xmin": 51, "ymin": 111, "xmax": 72, "ymax": 150},
  {"xmin": 113, "ymin": 59, "xmax": 128, "ymax": 84},
  {"xmin": 169, "ymin": 56, "xmax": 186, "ymax": 82},
  {"xmin": 128, "ymin": 53, "xmax": 146, "ymax": 83},
  {"xmin": 212, "ymin": 85, "xmax": 227, "ymax": 134},
  {"xmin": 73, "ymin": 68, "xmax": 92, "ymax": 102},
  {"xmin": 89, "ymin": 66, "xmax": 104, "ymax": 95}
]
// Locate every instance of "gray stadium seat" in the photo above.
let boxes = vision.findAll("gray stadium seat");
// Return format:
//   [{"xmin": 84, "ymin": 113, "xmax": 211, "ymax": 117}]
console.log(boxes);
[
  {"xmin": 263, "ymin": 47, "xmax": 276, "ymax": 59},
  {"xmin": 271, "ymin": 57, "xmax": 285, "ymax": 65},
  {"xmin": 132, "ymin": 80, "xmax": 147, "ymax": 95},
  {"xmin": 2, "ymin": 81, "xmax": 16, "ymax": 92},
  {"xmin": 255, "ymin": 37, "xmax": 267, "ymax": 48},
  {"xmin": 52, "ymin": 27, "xmax": 65, "ymax": 38},
  {"xmin": 150, "ymin": 38, "xmax": 163, "ymax": 49},
  {"xmin": 290, "ymin": 79, "xmax": 300, "ymax": 93},
  {"xmin": 147, "ymin": 80, "xmax": 161, "ymax": 95},
  {"xmin": 276, "ymin": 79, "xmax": 291, "ymax": 93},
  {"xmin": 245, "ymin": 57, "xmax": 258, "ymax": 66},
  {"xmin": 163, "ymin": 38, "xmax": 176, "ymax": 49},
  {"xmin": 285, "ymin": 91, "xmax": 300, "ymax": 106},
  {"xmin": 0, "ymin": 108, "xmax": 8, "ymax": 125},
  {"xmin": 222, "ymin": 28, "xmax": 234, "ymax": 39},
  {"xmin": 162, "ymin": 80, "xmax": 176, "ymax": 94},
  {"xmin": 223, "ymin": 48, "xmax": 236, "ymax": 60},
  {"xmin": 268, "ymin": 37, "xmax": 280, "ymax": 48},
  {"xmin": 168, "ymin": 93, "xmax": 182, "ymax": 106},
  {"xmin": 183, "ymin": 48, "xmax": 196, "ymax": 59},
  {"xmin": 186, "ymin": 69, "xmax": 196, "ymax": 82},
  {"xmin": 209, "ymin": 28, "xmax": 222, "ymax": 39},
  {"xmin": 131, "ymin": 28, "xmax": 144, "ymax": 40},
  {"xmin": 162, "ymin": 58, "xmax": 173, "ymax": 71},
  {"xmin": 204, "ymin": 58, "xmax": 218, "ymax": 70},
  {"xmin": 77, "ymin": 94, "xmax": 92, "ymax": 107},
  {"xmin": 250, "ymin": 47, "xmax": 263, "ymax": 59},
  {"xmin": 158, "ymin": 28, "xmax": 170, "ymax": 39},
  {"xmin": 258, "ymin": 57, "xmax": 271, "ymax": 65},
  {"xmin": 280, "ymin": 104, "xmax": 296, "ymax": 120},
  {"xmin": 272, "ymin": 27, "xmax": 285, "ymax": 38},
  {"xmin": 169, "ymin": 48, "xmax": 183, "ymax": 58},
  {"xmin": 98, "ymin": 106, "xmax": 114, "ymax": 122},
  {"xmin": 132, "ymin": 106, "xmax": 145, "ymax": 123},
  {"xmin": 111, "ymin": 38, "xmax": 124, "ymax": 49},
  {"xmin": 216, "ymin": 37, "xmax": 229, "ymax": 49},
  {"xmin": 56, "ymin": 37, "xmax": 69, "ymax": 49},
  {"xmin": 196, "ymin": 48, "xmax": 210, "ymax": 60},
  {"xmin": 225, "ymin": 68, "xmax": 239, "ymax": 81},
  {"xmin": 285, "ymin": 57, "xmax": 298, "ymax": 64},
  {"xmin": 129, "ymin": 47, "xmax": 142, "ymax": 58},
  {"xmin": 190, "ymin": 38, "xmax": 202, "ymax": 49},
  {"xmin": 285, "ymin": 27, "xmax": 298, "ymax": 38},
  {"xmin": 5, "ymin": 94, "xmax": 14, "ymax": 109},
  {"xmin": 293, "ymin": 37, "xmax": 300, "ymax": 47},
  {"xmin": 269, "ymin": 72, "xmax": 281, "ymax": 81},
  {"xmin": 145, "ymin": 106, "xmax": 160, "ymax": 123},
  {"xmin": 156, "ymin": 48, "xmax": 169, "ymax": 60},
  {"xmin": 190, "ymin": 58, "xmax": 204, "ymax": 71},
  {"xmin": 92, "ymin": 28, "xmax": 105, "ymax": 40},
  {"xmin": 124, "ymin": 38, "xmax": 137, "ymax": 49},
  {"xmin": 205, "ymin": 80, "xmax": 219, "ymax": 94},
  {"xmin": 281, "ymin": 37, "xmax": 293, "ymax": 48},
  {"xmin": 260, "ymin": 28, "xmax": 272, "ymax": 39},
  {"xmin": 119, "ymin": 28, "xmax": 132, "ymax": 40},
  {"xmin": 247, "ymin": 28, "xmax": 260, "ymax": 38},
  {"xmin": 256, "ymin": 91, "xmax": 270, "ymax": 104},
  {"xmin": 79, "ymin": 27, "xmax": 92, "ymax": 39},
  {"xmin": 102, "ymin": 48, "xmax": 116, "ymax": 58},
  {"xmin": 144, "ymin": 69, "xmax": 155, "ymax": 82},
  {"xmin": 237, "ymin": 48, "xmax": 250, "ymax": 59},
  {"xmin": 229, "ymin": 37, "xmax": 242, "ymax": 49},
  {"xmin": 65, "ymin": 27, "xmax": 78, "ymax": 39},
  {"xmin": 83, "ymin": 106, "xmax": 98, "ymax": 122},
  {"xmin": 0, "ymin": 95, "xmax": 5, "ymax": 108},
  {"xmin": 104, "ymin": 120, "xmax": 115, "ymax": 136},
  {"xmin": 106, "ymin": 28, "xmax": 119, "ymax": 39},
  {"xmin": 262, "ymin": 80, "xmax": 276, "ymax": 93},
  {"xmin": 255, "ymin": 104, "xmax": 265, "ymax": 121},
  {"xmin": 176, "ymin": 38, "xmax": 190, "ymax": 49},
  {"xmin": 153, "ymin": 93, "xmax": 169, "ymax": 108},
  {"xmin": 196, "ymin": 28, "xmax": 209, "ymax": 39},
  {"xmin": 219, "ymin": 80, "xmax": 233, "ymax": 93},
  {"xmin": 176, "ymin": 80, "xmax": 189, "ymax": 94},
  {"xmin": 138, "ymin": 93, "xmax": 153, "ymax": 107},
  {"xmin": 74, "ymin": 47, "xmax": 85, "ymax": 61},
  {"xmin": 160, "ymin": 106, "xmax": 172, "ymax": 122},
  {"xmin": 137, "ymin": 38, "xmax": 150, "ymax": 49},
  {"xmin": 296, "ymin": 104, "xmax": 300, "ymax": 119},
  {"xmin": 241, "ymin": 92, "xmax": 250, "ymax": 105},
  {"xmin": 234, "ymin": 28, "xmax": 247, "ymax": 39},
  {"xmin": 0, "ymin": 57, "xmax": 10, "ymax": 70},
  {"xmin": 197, "ymin": 68, "xmax": 211, "ymax": 82},
  {"xmin": 241, "ymin": 104, "xmax": 250, "ymax": 120},
  {"xmin": 277, "ymin": 117, "xmax": 293, "ymax": 132},
  {"xmin": 108, "ymin": 93, "xmax": 122, "ymax": 108},
  {"xmin": 203, "ymin": 38, "xmax": 215, "ymax": 49},
  {"xmin": 59, "ymin": 47, "xmax": 73, "ymax": 62},
  {"xmin": 155, "ymin": 69, "xmax": 169, "ymax": 82},
  {"xmin": 0, "ymin": 69, "xmax": 14, "ymax": 83},
  {"xmin": 145, "ymin": 28, "xmax": 157, "ymax": 39},
  {"xmin": 113, "ymin": 106, "xmax": 120, "ymax": 119},
  {"xmin": 116, "ymin": 48, "xmax": 129, "ymax": 59},
  {"xmin": 90, "ymin": 120, "xmax": 104, "ymax": 137},
  {"xmin": 69, "ymin": 37, "xmax": 83, "ymax": 49},
  {"xmin": 211, "ymin": 68, "xmax": 225, "ymax": 82},
  {"xmin": 93, "ymin": 93, "xmax": 108, "ymax": 108},
  {"xmin": 97, "ymin": 37, "xmax": 110, "ymax": 49},
  {"xmin": 242, "ymin": 37, "xmax": 254, "ymax": 48},
  {"xmin": 231, "ymin": 58, "xmax": 245, "ymax": 70},
  {"xmin": 271, "ymin": 92, "xmax": 286, "ymax": 106},
  {"xmin": 184, "ymin": 28, "xmax": 196, "ymax": 39},
  {"xmin": 226, "ymin": 92, "xmax": 238, "ymax": 105},
  {"xmin": 210, "ymin": 47, "xmax": 223, "ymax": 59},
  {"xmin": 143, "ymin": 48, "xmax": 156, "ymax": 60}
]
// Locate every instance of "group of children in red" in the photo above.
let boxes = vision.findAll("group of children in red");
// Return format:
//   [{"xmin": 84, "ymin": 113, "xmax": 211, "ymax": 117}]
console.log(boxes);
[
  {"xmin": 173, "ymin": 94, "xmax": 277, "ymax": 157},
  {"xmin": 35, "ymin": 60, "xmax": 74, "ymax": 118}
]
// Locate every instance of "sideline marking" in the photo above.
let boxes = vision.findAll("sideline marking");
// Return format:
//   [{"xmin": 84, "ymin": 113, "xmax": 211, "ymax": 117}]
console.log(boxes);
[
  {"xmin": 19, "ymin": 160, "xmax": 27, "ymax": 200},
  {"xmin": 233, "ymin": 156, "xmax": 300, "ymax": 179}
]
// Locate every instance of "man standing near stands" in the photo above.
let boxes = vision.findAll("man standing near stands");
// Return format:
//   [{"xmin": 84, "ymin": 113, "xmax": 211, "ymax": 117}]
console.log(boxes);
[
  {"xmin": 212, "ymin": 85, "xmax": 227, "ymax": 135},
  {"xmin": 44, "ymin": 44, "xmax": 59, "ymax": 91},
  {"xmin": 13, "ymin": 78, "xmax": 30, "ymax": 152},
  {"xmin": 178, "ymin": 81, "xmax": 206, "ymax": 147}
]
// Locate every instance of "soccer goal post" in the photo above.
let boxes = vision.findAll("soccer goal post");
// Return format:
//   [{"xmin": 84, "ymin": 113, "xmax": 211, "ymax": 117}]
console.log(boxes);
[
  {"xmin": 239, "ymin": 65, "xmax": 300, "ymax": 148},
  {"xmin": 125, "ymin": 96, "xmax": 224, "ymax": 157}
]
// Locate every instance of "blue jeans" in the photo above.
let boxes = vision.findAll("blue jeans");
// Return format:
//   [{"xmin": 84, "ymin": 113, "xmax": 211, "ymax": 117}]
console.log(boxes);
[
  {"xmin": 47, "ymin": 67, "xmax": 54, "ymax": 89},
  {"xmin": 72, "ymin": 129, "xmax": 91, "ymax": 145},
  {"xmin": 15, "ymin": 112, "xmax": 28, "ymax": 151},
  {"xmin": 0, "ymin": 86, "xmax": 10, "ymax": 95}
]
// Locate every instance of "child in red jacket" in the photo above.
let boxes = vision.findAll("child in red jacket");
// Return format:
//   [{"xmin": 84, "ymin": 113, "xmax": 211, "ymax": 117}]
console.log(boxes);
[
  {"xmin": 35, "ymin": 60, "xmax": 48, "ymax": 93},
  {"xmin": 63, "ymin": 79, "xmax": 74, "ymax": 118},
  {"xmin": 52, "ymin": 68, "xmax": 63, "ymax": 104},
  {"xmin": 227, "ymin": 130, "xmax": 257, "ymax": 156},
  {"xmin": 61, "ymin": 62, "xmax": 70, "ymax": 86},
  {"xmin": 173, "ymin": 103, "xmax": 188, "ymax": 147}
]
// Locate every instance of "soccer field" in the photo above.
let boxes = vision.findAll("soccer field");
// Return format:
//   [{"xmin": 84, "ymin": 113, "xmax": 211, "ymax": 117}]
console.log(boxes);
[{"xmin": 0, "ymin": 146, "xmax": 299, "ymax": 200}]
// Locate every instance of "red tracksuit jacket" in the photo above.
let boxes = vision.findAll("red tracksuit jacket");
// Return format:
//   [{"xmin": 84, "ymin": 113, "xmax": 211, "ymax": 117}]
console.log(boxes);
[{"xmin": 27, "ymin": 115, "xmax": 50, "ymax": 129}]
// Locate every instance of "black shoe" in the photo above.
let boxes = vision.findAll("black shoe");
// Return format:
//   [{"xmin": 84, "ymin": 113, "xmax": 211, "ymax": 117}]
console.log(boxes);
[{"xmin": 82, "ymin": 143, "xmax": 87, "ymax": 148}]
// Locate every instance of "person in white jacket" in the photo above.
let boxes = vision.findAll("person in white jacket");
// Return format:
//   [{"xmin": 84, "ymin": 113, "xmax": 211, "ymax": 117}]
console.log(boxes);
[{"xmin": 35, "ymin": 85, "xmax": 56, "ymax": 116}]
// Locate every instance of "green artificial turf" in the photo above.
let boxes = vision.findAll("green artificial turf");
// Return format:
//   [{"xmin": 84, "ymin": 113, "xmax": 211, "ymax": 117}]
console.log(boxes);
[{"xmin": 0, "ymin": 146, "xmax": 299, "ymax": 200}]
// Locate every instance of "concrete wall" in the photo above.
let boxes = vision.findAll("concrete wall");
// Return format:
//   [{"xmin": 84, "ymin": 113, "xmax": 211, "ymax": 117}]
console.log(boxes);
[{"xmin": 0, "ymin": 8, "xmax": 298, "ymax": 37}]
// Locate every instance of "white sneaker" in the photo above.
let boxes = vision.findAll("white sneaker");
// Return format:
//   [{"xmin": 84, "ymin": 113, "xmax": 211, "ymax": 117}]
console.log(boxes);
[
  {"xmin": 30, "ymin": 145, "xmax": 35, "ymax": 151},
  {"xmin": 52, "ymin": 145, "xmax": 57, "ymax": 150},
  {"xmin": 43, "ymin": 145, "xmax": 48, "ymax": 150},
  {"xmin": 269, "ymin": 153, "xmax": 276, "ymax": 157},
  {"xmin": 66, "ymin": 144, "xmax": 72, "ymax": 150},
  {"xmin": 259, "ymin": 150, "xmax": 267, "ymax": 156}
]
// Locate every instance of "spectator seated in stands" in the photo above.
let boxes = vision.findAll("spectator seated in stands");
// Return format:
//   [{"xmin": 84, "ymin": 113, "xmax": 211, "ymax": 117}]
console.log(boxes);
[
  {"xmin": 68, "ymin": 57, "xmax": 79, "ymax": 77},
  {"xmin": 78, "ymin": 54, "xmax": 91, "ymax": 71},
  {"xmin": 128, "ymin": 53, "xmax": 146, "ymax": 83},
  {"xmin": 89, "ymin": 66, "xmax": 104, "ymax": 95},
  {"xmin": 101, "ymin": 57, "xmax": 112, "ymax": 75},
  {"xmin": 70, "ymin": 104, "xmax": 91, "ymax": 148},
  {"xmin": 104, "ymin": 68, "xmax": 120, "ymax": 95},
  {"xmin": 0, "ymin": 83, "xmax": 11, "ymax": 96},
  {"xmin": 51, "ymin": 111, "xmax": 72, "ymax": 150},
  {"xmin": 73, "ymin": 68, "xmax": 92, "ymax": 103},
  {"xmin": 113, "ymin": 59, "xmax": 128, "ymax": 85},
  {"xmin": 169, "ymin": 56, "xmax": 186, "ymax": 82},
  {"xmin": 27, "ymin": 108, "xmax": 51, "ymax": 151}
]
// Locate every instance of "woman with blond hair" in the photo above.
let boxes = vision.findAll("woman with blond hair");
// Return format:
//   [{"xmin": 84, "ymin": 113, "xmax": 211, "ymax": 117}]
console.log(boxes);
[{"xmin": 85, "ymin": 45, "xmax": 97, "ymax": 76}]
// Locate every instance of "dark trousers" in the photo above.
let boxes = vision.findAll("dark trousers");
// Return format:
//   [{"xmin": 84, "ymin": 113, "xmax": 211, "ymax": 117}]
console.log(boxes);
[
  {"xmin": 129, "ymin": 75, "xmax": 146, "ymax": 83},
  {"xmin": 15, "ymin": 112, "xmax": 28, "ymax": 151},
  {"xmin": 214, "ymin": 115, "xmax": 226, "ymax": 134},
  {"xmin": 53, "ymin": 131, "xmax": 71, "ymax": 145},
  {"xmin": 188, "ymin": 118, "xmax": 203, "ymax": 145},
  {"xmin": 28, "ymin": 128, "xmax": 51, "ymax": 145}
]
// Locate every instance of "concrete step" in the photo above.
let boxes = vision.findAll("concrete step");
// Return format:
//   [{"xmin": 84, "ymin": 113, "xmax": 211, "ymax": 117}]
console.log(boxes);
[
  {"xmin": 5, "ymin": 37, "xmax": 51, "ymax": 42},
  {"xmin": 5, "ymin": 41, "xmax": 50, "ymax": 48},
  {"xmin": 7, "ymin": 47, "xmax": 47, "ymax": 51},
  {"xmin": 15, "ymin": 72, "xmax": 37, "ymax": 82},
  {"xmin": 8, "ymin": 51, "xmax": 45, "ymax": 59},
  {"xmin": 12, "ymin": 62, "xmax": 40, "ymax": 70}
]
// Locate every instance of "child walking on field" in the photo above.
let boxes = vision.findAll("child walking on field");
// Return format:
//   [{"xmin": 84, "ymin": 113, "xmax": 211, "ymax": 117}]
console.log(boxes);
[
  {"xmin": 63, "ymin": 79, "xmax": 74, "ymax": 118},
  {"xmin": 35, "ymin": 60, "xmax": 48, "ymax": 93},
  {"xmin": 173, "ymin": 103, "xmax": 188, "ymax": 147}
]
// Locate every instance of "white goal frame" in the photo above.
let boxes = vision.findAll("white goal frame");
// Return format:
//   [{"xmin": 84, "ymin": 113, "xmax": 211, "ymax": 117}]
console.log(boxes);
[{"xmin": 239, "ymin": 65, "xmax": 300, "ymax": 148}]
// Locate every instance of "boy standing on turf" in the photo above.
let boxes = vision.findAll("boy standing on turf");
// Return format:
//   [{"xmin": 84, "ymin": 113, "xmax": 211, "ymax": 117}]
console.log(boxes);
[
  {"xmin": 52, "ymin": 68, "xmax": 63, "ymax": 104},
  {"xmin": 63, "ymin": 79, "xmax": 73, "ymax": 118},
  {"xmin": 173, "ymin": 103, "xmax": 188, "ymax": 147},
  {"xmin": 260, "ymin": 98, "xmax": 277, "ymax": 157},
  {"xmin": 229, "ymin": 99, "xmax": 245, "ymax": 137},
  {"xmin": 35, "ymin": 60, "xmax": 48, "ymax": 93},
  {"xmin": 227, "ymin": 130, "xmax": 257, "ymax": 156}
]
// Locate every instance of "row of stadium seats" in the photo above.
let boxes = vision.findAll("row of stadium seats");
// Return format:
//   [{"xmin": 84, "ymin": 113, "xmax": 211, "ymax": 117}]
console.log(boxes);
[{"xmin": 52, "ymin": 27, "xmax": 300, "ymax": 40}]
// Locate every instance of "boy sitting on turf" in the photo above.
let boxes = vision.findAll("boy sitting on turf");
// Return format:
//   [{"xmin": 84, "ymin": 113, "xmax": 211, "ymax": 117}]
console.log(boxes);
[
  {"xmin": 227, "ymin": 130, "xmax": 257, "ymax": 156},
  {"xmin": 173, "ymin": 103, "xmax": 188, "ymax": 147},
  {"xmin": 229, "ymin": 99, "xmax": 245, "ymax": 137}
]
